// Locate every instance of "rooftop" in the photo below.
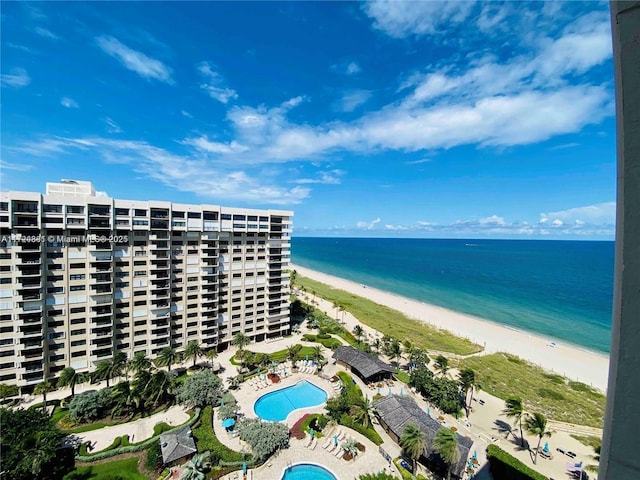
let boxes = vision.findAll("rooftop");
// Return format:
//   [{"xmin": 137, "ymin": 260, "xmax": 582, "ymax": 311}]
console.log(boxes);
[
  {"xmin": 332, "ymin": 346, "xmax": 395, "ymax": 380},
  {"xmin": 159, "ymin": 426, "xmax": 197, "ymax": 464}
]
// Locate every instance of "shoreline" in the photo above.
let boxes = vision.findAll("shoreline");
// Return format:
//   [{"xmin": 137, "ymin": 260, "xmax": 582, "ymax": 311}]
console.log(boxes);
[{"xmin": 292, "ymin": 264, "xmax": 610, "ymax": 392}]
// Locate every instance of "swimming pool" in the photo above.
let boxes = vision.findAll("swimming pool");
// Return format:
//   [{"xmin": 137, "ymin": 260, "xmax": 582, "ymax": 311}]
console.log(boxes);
[
  {"xmin": 280, "ymin": 463, "xmax": 338, "ymax": 480},
  {"xmin": 254, "ymin": 380, "xmax": 328, "ymax": 422}
]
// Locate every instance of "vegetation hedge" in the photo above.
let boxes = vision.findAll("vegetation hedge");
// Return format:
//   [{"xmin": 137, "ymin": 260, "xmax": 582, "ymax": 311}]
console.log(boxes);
[
  {"xmin": 486, "ymin": 444, "xmax": 548, "ymax": 480},
  {"xmin": 76, "ymin": 407, "xmax": 201, "ymax": 462},
  {"xmin": 393, "ymin": 458, "xmax": 428, "ymax": 480},
  {"xmin": 339, "ymin": 413, "xmax": 383, "ymax": 445}
]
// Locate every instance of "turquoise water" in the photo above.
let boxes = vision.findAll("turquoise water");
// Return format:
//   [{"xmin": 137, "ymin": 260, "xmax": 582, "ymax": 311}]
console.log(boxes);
[
  {"xmin": 281, "ymin": 464, "xmax": 337, "ymax": 480},
  {"xmin": 291, "ymin": 238, "xmax": 614, "ymax": 354},
  {"xmin": 253, "ymin": 380, "xmax": 328, "ymax": 421}
]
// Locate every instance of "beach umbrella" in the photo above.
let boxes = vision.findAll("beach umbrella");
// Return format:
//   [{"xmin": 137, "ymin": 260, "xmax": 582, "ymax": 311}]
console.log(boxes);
[
  {"xmin": 257, "ymin": 368, "xmax": 260, "ymax": 375},
  {"xmin": 306, "ymin": 354, "xmax": 309, "ymax": 361},
  {"xmin": 543, "ymin": 442, "xmax": 549, "ymax": 453},
  {"xmin": 334, "ymin": 434, "xmax": 339, "ymax": 445},
  {"xmin": 377, "ymin": 387, "xmax": 381, "ymax": 394},
  {"xmin": 388, "ymin": 387, "xmax": 391, "ymax": 396},
  {"xmin": 473, "ymin": 450, "xmax": 477, "ymax": 460},
  {"xmin": 310, "ymin": 428, "xmax": 314, "ymax": 439},
  {"xmin": 400, "ymin": 388, "xmax": 404, "ymax": 396},
  {"xmin": 242, "ymin": 461, "xmax": 247, "ymax": 475},
  {"xmin": 221, "ymin": 400, "xmax": 224, "ymax": 407},
  {"xmin": 222, "ymin": 418, "xmax": 235, "ymax": 429},
  {"xmin": 427, "ymin": 407, "xmax": 430, "ymax": 416}
]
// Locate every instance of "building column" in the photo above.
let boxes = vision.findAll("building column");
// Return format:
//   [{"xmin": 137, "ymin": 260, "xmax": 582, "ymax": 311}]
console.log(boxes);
[{"xmin": 600, "ymin": 2, "xmax": 640, "ymax": 479}]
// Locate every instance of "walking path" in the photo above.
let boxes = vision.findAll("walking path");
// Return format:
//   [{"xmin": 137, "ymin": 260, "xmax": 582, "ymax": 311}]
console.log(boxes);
[{"xmin": 78, "ymin": 405, "xmax": 190, "ymax": 452}]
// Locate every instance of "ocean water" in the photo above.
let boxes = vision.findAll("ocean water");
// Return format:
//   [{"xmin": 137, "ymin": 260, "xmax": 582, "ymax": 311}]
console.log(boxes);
[{"xmin": 291, "ymin": 238, "xmax": 615, "ymax": 354}]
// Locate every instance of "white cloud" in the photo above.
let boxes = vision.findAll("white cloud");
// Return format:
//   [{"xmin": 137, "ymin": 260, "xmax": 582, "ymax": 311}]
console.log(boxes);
[
  {"xmin": 1, "ymin": 68, "xmax": 31, "ymax": 88},
  {"xmin": 183, "ymin": 135, "xmax": 248, "ymax": 154},
  {"xmin": 0, "ymin": 160, "xmax": 34, "ymax": 172},
  {"xmin": 292, "ymin": 169, "xmax": 345, "ymax": 185},
  {"xmin": 35, "ymin": 26, "xmax": 59, "ymax": 40},
  {"xmin": 479, "ymin": 215, "xmax": 506, "ymax": 226},
  {"xmin": 540, "ymin": 202, "xmax": 616, "ymax": 225},
  {"xmin": 9, "ymin": 136, "xmax": 309, "ymax": 205},
  {"xmin": 405, "ymin": 158, "xmax": 432, "ymax": 165},
  {"xmin": 96, "ymin": 35, "xmax": 173, "ymax": 83},
  {"xmin": 104, "ymin": 117, "xmax": 122, "ymax": 133},
  {"xmin": 181, "ymin": 110, "xmax": 193, "ymax": 118},
  {"xmin": 61, "ymin": 97, "xmax": 79, "ymax": 108},
  {"xmin": 197, "ymin": 61, "xmax": 238, "ymax": 104},
  {"xmin": 331, "ymin": 61, "xmax": 362, "ymax": 76},
  {"xmin": 363, "ymin": 0, "xmax": 476, "ymax": 38},
  {"xmin": 356, "ymin": 217, "xmax": 381, "ymax": 230},
  {"xmin": 338, "ymin": 90, "xmax": 372, "ymax": 112},
  {"xmin": 476, "ymin": 3, "xmax": 510, "ymax": 32}
]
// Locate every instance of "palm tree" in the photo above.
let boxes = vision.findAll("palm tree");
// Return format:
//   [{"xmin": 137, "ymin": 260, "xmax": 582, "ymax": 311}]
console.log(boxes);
[
  {"xmin": 434, "ymin": 428, "xmax": 461, "ymax": 480},
  {"xmin": 145, "ymin": 369, "xmax": 176, "ymax": 407},
  {"xmin": 525, "ymin": 412, "xmax": 553, "ymax": 464},
  {"xmin": 311, "ymin": 345, "xmax": 324, "ymax": 364},
  {"xmin": 400, "ymin": 424, "xmax": 427, "ymax": 474},
  {"xmin": 111, "ymin": 380, "xmax": 141, "ymax": 418},
  {"xmin": 372, "ymin": 338, "xmax": 381, "ymax": 354},
  {"xmin": 389, "ymin": 339, "xmax": 403, "ymax": 366},
  {"xmin": 289, "ymin": 269, "xmax": 298, "ymax": 286},
  {"xmin": 112, "ymin": 351, "xmax": 128, "ymax": 381},
  {"xmin": 180, "ymin": 451, "xmax": 212, "ymax": 480},
  {"xmin": 205, "ymin": 348, "xmax": 218, "ymax": 363},
  {"xmin": 339, "ymin": 305, "xmax": 345, "ymax": 323},
  {"xmin": 231, "ymin": 332, "xmax": 250, "ymax": 352},
  {"xmin": 157, "ymin": 346, "xmax": 180, "ymax": 371},
  {"xmin": 332, "ymin": 302, "xmax": 340, "ymax": 321},
  {"xmin": 129, "ymin": 351, "xmax": 152, "ymax": 374},
  {"xmin": 351, "ymin": 396, "xmax": 374, "ymax": 429},
  {"xmin": 57, "ymin": 367, "xmax": 85, "ymax": 397},
  {"xmin": 352, "ymin": 324, "xmax": 364, "ymax": 343},
  {"xmin": 402, "ymin": 340, "xmax": 413, "ymax": 359},
  {"xmin": 184, "ymin": 341, "xmax": 204, "ymax": 368},
  {"xmin": 286, "ymin": 344, "xmax": 302, "ymax": 368},
  {"xmin": 34, "ymin": 380, "xmax": 53, "ymax": 414},
  {"xmin": 458, "ymin": 368, "xmax": 476, "ymax": 417},
  {"xmin": 434, "ymin": 355, "xmax": 449, "ymax": 377},
  {"xmin": 502, "ymin": 396, "xmax": 526, "ymax": 447},
  {"xmin": 94, "ymin": 358, "xmax": 116, "ymax": 387}
]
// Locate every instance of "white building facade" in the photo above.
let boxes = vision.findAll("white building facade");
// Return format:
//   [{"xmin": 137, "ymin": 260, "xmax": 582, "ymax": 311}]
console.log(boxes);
[{"xmin": 0, "ymin": 180, "xmax": 292, "ymax": 390}]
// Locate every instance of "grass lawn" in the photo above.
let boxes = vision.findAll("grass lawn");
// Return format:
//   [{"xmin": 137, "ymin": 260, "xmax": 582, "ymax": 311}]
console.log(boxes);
[
  {"xmin": 65, "ymin": 457, "xmax": 147, "ymax": 480},
  {"xmin": 231, "ymin": 345, "xmax": 318, "ymax": 365},
  {"xmin": 570, "ymin": 434, "xmax": 602, "ymax": 450},
  {"xmin": 192, "ymin": 406, "xmax": 243, "ymax": 463},
  {"xmin": 394, "ymin": 370, "xmax": 411, "ymax": 384},
  {"xmin": 460, "ymin": 353, "xmax": 606, "ymax": 428},
  {"xmin": 296, "ymin": 276, "xmax": 482, "ymax": 355}
]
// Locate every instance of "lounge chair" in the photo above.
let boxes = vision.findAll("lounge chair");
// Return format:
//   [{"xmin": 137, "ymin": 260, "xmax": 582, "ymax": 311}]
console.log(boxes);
[
  {"xmin": 310, "ymin": 438, "xmax": 317, "ymax": 450},
  {"xmin": 334, "ymin": 448, "xmax": 344, "ymax": 458},
  {"xmin": 322, "ymin": 439, "xmax": 332, "ymax": 449},
  {"xmin": 326, "ymin": 443, "xmax": 336, "ymax": 453}
]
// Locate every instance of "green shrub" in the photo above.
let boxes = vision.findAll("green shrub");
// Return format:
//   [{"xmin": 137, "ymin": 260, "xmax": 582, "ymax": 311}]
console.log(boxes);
[
  {"xmin": 537, "ymin": 388, "xmax": 565, "ymax": 401},
  {"xmin": 317, "ymin": 333, "xmax": 331, "ymax": 340},
  {"xmin": 153, "ymin": 422, "xmax": 171, "ymax": 436},
  {"xmin": 339, "ymin": 413, "xmax": 383, "ymax": 445},
  {"xmin": 146, "ymin": 441, "xmax": 162, "ymax": 471},
  {"xmin": 487, "ymin": 444, "xmax": 548, "ymax": 480}
]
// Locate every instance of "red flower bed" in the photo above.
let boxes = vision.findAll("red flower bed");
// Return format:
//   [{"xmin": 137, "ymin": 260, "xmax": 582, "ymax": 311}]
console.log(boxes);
[
  {"xmin": 289, "ymin": 414, "xmax": 310, "ymax": 440},
  {"xmin": 267, "ymin": 373, "xmax": 280, "ymax": 383}
]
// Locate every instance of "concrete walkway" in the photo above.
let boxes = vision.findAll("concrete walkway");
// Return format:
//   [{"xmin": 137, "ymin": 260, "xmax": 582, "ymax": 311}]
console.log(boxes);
[{"xmin": 79, "ymin": 405, "xmax": 190, "ymax": 452}]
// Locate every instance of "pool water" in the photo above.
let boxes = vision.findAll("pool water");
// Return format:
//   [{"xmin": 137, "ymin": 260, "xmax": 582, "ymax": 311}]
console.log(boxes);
[
  {"xmin": 254, "ymin": 380, "xmax": 328, "ymax": 422},
  {"xmin": 281, "ymin": 463, "xmax": 337, "ymax": 480}
]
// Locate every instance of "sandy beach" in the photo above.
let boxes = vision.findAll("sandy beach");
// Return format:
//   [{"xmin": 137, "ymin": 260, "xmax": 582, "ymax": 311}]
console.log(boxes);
[{"xmin": 292, "ymin": 264, "xmax": 610, "ymax": 392}]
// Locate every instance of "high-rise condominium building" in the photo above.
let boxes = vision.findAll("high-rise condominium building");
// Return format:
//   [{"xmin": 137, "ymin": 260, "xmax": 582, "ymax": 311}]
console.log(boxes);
[{"xmin": 0, "ymin": 180, "xmax": 293, "ymax": 391}]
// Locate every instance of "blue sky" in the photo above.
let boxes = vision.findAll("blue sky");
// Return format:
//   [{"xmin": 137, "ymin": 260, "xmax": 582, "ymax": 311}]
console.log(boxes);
[{"xmin": 1, "ymin": 1, "xmax": 616, "ymax": 239}]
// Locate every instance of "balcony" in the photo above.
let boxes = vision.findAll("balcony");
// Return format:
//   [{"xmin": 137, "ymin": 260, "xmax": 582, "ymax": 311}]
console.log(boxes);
[
  {"xmin": 90, "ymin": 266, "xmax": 113, "ymax": 274},
  {"xmin": 17, "ymin": 291, "xmax": 42, "ymax": 302},
  {"xmin": 90, "ymin": 254, "xmax": 113, "ymax": 263},
  {"xmin": 90, "ymin": 330, "xmax": 113, "ymax": 340},
  {"xmin": 150, "ymin": 252, "xmax": 169, "ymax": 261},
  {"xmin": 90, "ymin": 308, "xmax": 112, "ymax": 318}
]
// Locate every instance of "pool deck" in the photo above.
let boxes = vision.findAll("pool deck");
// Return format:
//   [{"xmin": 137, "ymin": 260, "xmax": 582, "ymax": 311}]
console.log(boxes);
[{"xmin": 218, "ymin": 426, "xmax": 393, "ymax": 480}]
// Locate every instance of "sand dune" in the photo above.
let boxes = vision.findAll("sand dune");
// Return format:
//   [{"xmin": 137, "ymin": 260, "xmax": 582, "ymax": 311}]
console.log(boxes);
[{"xmin": 292, "ymin": 264, "xmax": 610, "ymax": 391}]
